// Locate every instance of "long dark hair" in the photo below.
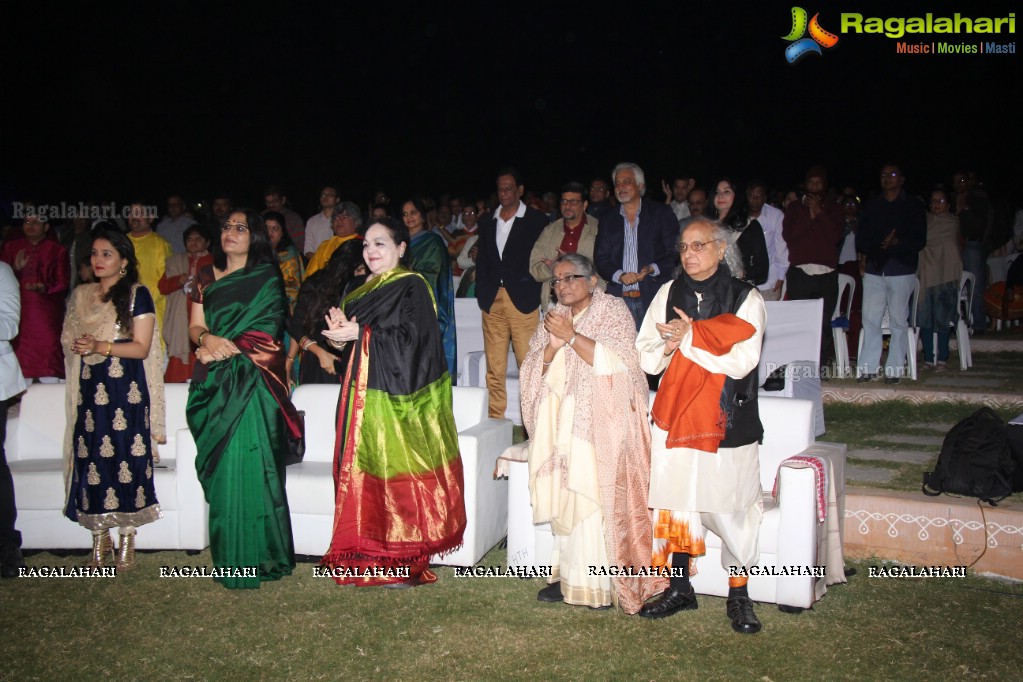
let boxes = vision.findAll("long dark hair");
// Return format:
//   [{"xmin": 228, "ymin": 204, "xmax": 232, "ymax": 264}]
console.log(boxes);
[
  {"xmin": 212, "ymin": 208, "xmax": 277, "ymax": 271},
  {"xmin": 92, "ymin": 228, "xmax": 140, "ymax": 332},
  {"xmin": 299, "ymin": 238, "xmax": 365, "ymax": 333},
  {"xmin": 713, "ymin": 177, "xmax": 750, "ymax": 232}
]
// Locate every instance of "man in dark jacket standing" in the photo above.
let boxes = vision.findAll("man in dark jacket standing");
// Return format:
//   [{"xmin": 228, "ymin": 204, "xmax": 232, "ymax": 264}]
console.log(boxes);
[
  {"xmin": 856, "ymin": 164, "xmax": 926, "ymax": 383},
  {"xmin": 475, "ymin": 168, "xmax": 549, "ymax": 418},
  {"xmin": 594, "ymin": 163, "xmax": 678, "ymax": 329}
]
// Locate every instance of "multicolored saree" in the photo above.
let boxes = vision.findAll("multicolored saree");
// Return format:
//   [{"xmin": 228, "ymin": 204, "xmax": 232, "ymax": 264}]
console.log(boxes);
[
  {"xmin": 186, "ymin": 263, "xmax": 298, "ymax": 589},
  {"xmin": 321, "ymin": 267, "xmax": 465, "ymax": 586}
]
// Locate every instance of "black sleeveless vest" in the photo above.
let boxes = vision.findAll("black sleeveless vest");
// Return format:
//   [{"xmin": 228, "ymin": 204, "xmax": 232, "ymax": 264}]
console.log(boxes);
[{"xmin": 665, "ymin": 268, "xmax": 764, "ymax": 448}]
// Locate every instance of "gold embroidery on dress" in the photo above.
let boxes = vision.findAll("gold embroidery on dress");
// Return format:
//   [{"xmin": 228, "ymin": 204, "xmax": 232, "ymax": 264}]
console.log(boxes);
[
  {"xmin": 82, "ymin": 364, "xmax": 92, "ymax": 380},
  {"xmin": 77, "ymin": 392, "xmax": 82, "ymax": 406},
  {"xmin": 135, "ymin": 486, "xmax": 146, "ymax": 509},
  {"xmin": 95, "ymin": 383, "xmax": 109, "ymax": 405},
  {"xmin": 81, "ymin": 489, "xmax": 89, "ymax": 511},
  {"xmin": 145, "ymin": 462, "xmax": 152, "ymax": 479},
  {"xmin": 85, "ymin": 410, "xmax": 95, "ymax": 432},
  {"xmin": 130, "ymin": 434, "xmax": 146, "ymax": 457},
  {"xmin": 108, "ymin": 356, "xmax": 124, "ymax": 378},
  {"xmin": 127, "ymin": 381, "xmax": 142, "ymax": 404},
  {"xmin": 144, "ymin": 406, "xmax": 150, "ymax": 429},
  {"xmin": 112, "ymin": 408, "xmax": 128, "ymax": 431},
  {"xmin": 87, "ymin": 463, "xmax": 101, "ymax": 485},
  {"xmin": 77, "ymin": 436, "xmax": 88, "ymax": 458},
  {"xmin": 118, "ymin": 461, "xmax": 133, "ymax": 483},
  {"xmin": 103, "ymin": 487, "xmax": 119, "ymax": 510},
  {"xmin": 99, "ymin": 435, "xmax": 115, "ymax": 457}
]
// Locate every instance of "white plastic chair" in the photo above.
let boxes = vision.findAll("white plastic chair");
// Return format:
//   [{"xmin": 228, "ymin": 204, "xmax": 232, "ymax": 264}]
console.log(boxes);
[
  {"xmin": 947, "ymin": 271, "xmax": 974, "ymax": 369},
  {"xmin": 760, "ymin": 299, "xmax": 825, "ymax": 436},
  {"xmin": 832, "ymin": 274, "xmax": 855, "ymax": 379},
  {"xmin": 857, "ymin": 277, "xmax": 920, "ymax": 380}
]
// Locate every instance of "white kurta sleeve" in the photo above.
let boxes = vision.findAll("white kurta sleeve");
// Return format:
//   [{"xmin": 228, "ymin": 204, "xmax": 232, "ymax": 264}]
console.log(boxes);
[{"xmin": 635, "ymin": 282, "xmax": 674, "ymax": 375}]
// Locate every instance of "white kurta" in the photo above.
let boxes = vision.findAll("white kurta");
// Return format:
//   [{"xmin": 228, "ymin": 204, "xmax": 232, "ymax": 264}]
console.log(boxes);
[{"xmin": 637, "ymin": 280, "xmax": 766, "ymax": 568}]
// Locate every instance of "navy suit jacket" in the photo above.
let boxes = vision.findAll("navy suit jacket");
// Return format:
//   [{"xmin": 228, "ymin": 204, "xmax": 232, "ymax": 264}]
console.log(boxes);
[
  {"xmin": 475, "ymin": 205, "xmax": 549, "ymax": 314},
  {"xmin": 594, "ymin": 198, "xmax": 678, "ymax": 306}
]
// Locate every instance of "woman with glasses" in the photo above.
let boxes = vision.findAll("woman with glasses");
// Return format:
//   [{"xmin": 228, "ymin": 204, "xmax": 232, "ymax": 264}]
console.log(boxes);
[
  {"xmin": 917, "ymin": 190, "xmax": 962, "ymax": 370},
  {"xmin": 711, "ymin": 178, "xmax": 769, "ymax": 289},
  {"xmin": 402, "ymin": 197, "xmax": 457, "ymax": 379},
  {"xmin": 319, "ymin": 216, "xmax": 465, "ymax": 587},
  {"xmin": 187, "ymin": 209, "xmax": 300, "ymax": 589},
  {"xmin": 519, "ymin": 253, "xmax": 663, "ymax": 613},
  {"xmin": 635, "ymin": 217, "xmax": 767, "ymax": 634}
]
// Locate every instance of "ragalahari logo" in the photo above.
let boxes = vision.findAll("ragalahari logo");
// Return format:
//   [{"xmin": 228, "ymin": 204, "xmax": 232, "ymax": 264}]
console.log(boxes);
[{"xmin": 783, "ymin": 7, "xmax": 839, "ymax": 63}]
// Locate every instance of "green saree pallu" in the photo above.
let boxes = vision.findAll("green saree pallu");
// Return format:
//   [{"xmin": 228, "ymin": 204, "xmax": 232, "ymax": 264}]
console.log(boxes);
[
  {"xmin": 187, "ymin": 263, "xmax": 297, "ymax": 589},
  {"xmin": 321, "ymin": 267, "xmax": 466, "ymax": 586},
  {"xmin": 409, "ymin": 230, "xmax": 457, "ymax": 380}
]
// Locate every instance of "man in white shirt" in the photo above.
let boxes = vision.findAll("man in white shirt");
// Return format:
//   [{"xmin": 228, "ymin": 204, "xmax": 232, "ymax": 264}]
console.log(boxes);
[
  {"xmin": 304, "ymin": 186, "xmax": 339, "ymax": 259},
  {"xmin": 475, "ymin": 168, "xmax": 549, "ymax": 418},
  {"xmin": 156, "ymin": 195, "xmax": 198, "ymax": 254},
  {"xmin": 662, "ymin": 175, "xmax": 695, "ymax": 222},
  {"xmin": 747, "ymin": 181, "xmax": 788, "ymax": 301}
]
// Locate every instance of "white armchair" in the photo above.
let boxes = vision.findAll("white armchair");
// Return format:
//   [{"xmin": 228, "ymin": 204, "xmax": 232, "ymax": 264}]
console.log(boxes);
[
  {"xmin": 9, "ymin": 382, "xmax": 208, "ymax": 551},
  {"xmin": 286, "ymin": 384, "xmax": 512, "ymax": 565},
  {"xmin": 506, "ymin": 395, "xmax": 846, "ymax": 611}
]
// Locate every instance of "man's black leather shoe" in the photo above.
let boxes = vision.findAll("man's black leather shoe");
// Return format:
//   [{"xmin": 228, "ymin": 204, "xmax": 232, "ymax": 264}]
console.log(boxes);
[
  {"xmin": 638, "ymin": 587, "xmax": 697, "ymax": 619},
  {"xmin": 727, "ymin": 596, "xmax": 762, "ymax": 634},
  {"xmin": 537, "ymin": 582, "xmax": 564, "ymax": 602}
]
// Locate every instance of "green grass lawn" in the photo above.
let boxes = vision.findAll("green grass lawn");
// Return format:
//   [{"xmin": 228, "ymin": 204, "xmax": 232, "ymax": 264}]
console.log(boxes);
[{"xmin": 3, "ymin": 546, "xmax": 1022, "ymax": 680}]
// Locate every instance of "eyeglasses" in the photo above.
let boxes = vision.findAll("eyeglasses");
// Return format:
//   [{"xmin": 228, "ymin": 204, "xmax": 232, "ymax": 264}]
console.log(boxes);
[
  {"xmin": 221, "ymin": 222, "xmax": 248, "ymax": 233},
  {"xmin": 589, "ymin": 186, "xmax": 609, "ymax": 193},
  {"xmin": 560, "ymin": 198, "xmax": 583, "ymax": 205},
  {"xmin": 550, "ymin": 274, "xmax": 586, "ymax": 287},
  {"xmin": 462, "ymin": 209, "xmax": 477, "ymax": 215},
  {"xmin": 678, "ymin": 239, "xmax": 719, "ymax": 253}
]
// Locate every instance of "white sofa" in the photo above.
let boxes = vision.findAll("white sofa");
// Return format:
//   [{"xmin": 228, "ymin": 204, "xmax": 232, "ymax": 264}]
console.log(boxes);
[
  {"xmin": 460, "ymin": 350, "xmax": 521, "ymax": 424},
  {"xmin": 454, "ymin": 298, "xmax": 485, "ymax": 386},
  {"xmin": 507, "ymin": 395, "xmax": 846, "ymax": 611},
  {"xmin": 285, "ymin": 384, "xmax": 512, "ymax": 565},
  {"xmin": 8, "ymin": 382, "xmax": 209, "ymax": 551}
]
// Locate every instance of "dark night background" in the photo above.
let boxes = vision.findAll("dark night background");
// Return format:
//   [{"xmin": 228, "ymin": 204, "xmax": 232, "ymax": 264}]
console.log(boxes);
[{"xmin": 2, "ymin": 0, "xmax": 1019, "ymax": 216}]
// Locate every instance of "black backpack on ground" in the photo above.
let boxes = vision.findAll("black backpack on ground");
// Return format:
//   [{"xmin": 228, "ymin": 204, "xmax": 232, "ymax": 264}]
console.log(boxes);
[{"xmin": 922, "ymin": 407, "xmax": 1015, "ymax": 505}]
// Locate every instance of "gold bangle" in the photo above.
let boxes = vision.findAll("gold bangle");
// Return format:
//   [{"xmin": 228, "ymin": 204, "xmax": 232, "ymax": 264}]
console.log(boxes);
[
  {"xmin": 104, "ymin": 342, "xmax": 112, "ymax": 357},
  {"xmin": 197, "ymin": 331, "xmax": 208, "ymax": 347}
]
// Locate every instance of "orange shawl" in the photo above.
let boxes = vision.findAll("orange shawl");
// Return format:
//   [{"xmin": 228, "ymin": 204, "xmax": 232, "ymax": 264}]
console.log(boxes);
[{"xmin": 651, "ymin": 313, "xmax": 756, "ymax": 453}]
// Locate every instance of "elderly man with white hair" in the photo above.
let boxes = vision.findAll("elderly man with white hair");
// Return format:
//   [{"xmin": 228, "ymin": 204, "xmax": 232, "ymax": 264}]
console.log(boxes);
[{"xmin": 594, "ymin": 162, "xmax": 678, "ymax": 329}]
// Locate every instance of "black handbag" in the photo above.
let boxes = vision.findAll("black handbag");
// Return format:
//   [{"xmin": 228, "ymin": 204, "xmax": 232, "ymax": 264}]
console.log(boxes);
[{"xmin": 285, "ymin": 410, "xmax": 306, "ymax": 466}]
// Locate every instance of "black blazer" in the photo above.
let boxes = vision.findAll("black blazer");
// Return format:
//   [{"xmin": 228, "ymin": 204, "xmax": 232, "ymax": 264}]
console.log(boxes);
[
  {"xmin": 594, "ymin": 198, "xmax": 678, "ymax": 306},
  {"xmin": 475, "ymin": 204, "xmax": 550, "ymax": 314}
]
